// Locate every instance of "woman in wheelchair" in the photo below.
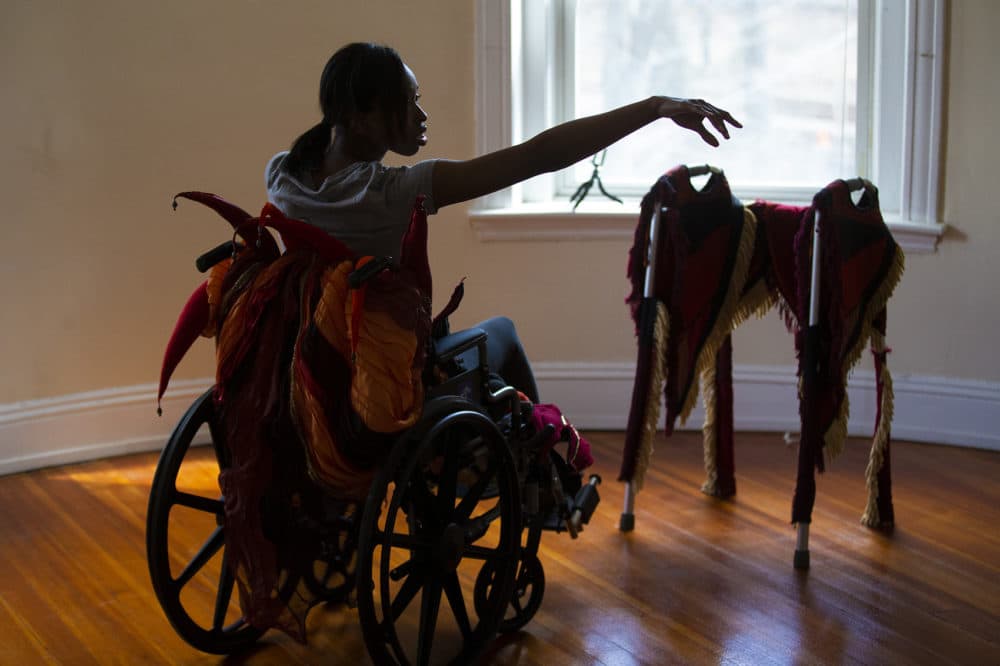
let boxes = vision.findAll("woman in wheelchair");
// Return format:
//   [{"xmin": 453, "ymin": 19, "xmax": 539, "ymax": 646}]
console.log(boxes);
[{"xmin": 149, "ymin": 41, "xmax": 739, "ymax": 665}]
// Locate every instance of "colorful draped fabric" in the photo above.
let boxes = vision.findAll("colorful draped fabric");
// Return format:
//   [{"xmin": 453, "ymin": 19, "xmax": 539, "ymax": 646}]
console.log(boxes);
[{"xmin": 157, "ymin": 193, "xmax": 433, "ymax": 640}]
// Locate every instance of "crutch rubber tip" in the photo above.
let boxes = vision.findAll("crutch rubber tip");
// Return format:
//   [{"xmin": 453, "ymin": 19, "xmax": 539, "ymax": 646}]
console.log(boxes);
[
  {"xmin": 794, "ymin": 549, "xmax": 810, "ymax": 570},
  {"xmin": 619, "ymin": 513, "xmax": 635, "ymax": 532}
]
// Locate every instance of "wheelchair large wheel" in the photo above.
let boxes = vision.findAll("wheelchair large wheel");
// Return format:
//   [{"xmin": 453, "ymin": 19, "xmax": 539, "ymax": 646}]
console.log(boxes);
[
  {"xmin": 356, "ymin": 399, "xmax": 521, "ymax": 665},
  {"xmin": 146, "ymin": 389, "xmax": 264, "ymax": 654}
]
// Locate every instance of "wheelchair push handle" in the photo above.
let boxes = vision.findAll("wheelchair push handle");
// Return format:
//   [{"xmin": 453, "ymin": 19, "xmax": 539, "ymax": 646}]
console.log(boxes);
[
  {"xmin": 348, "ymin": 255, "xmax": 395, "ymax": 289},
  {"xmin": 195, "ymin": 241, "xmax": 239, "ymax": 273}
]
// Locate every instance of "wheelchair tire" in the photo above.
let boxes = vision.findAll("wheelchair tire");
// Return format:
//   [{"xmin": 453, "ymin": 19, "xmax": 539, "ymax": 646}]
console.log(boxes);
[
  {"xmin": 356, "ymin": 401, "xmax": 521, "ymax": 665},
  {"xmin": 146, "ymin": 389, "xmax": 265, "ymax": 654}
]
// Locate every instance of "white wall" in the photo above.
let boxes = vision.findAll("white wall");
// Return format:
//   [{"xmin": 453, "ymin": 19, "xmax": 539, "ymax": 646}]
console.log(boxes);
[{"xmin": 1, "ymin": 1, "xmax": 997, "ymax": 474}]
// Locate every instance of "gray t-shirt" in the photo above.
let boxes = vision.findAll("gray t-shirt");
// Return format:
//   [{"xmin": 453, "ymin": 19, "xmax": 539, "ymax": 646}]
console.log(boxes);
[{"xmin": 265, "ymin": 151, "xmax": 438, "ymax": 258}]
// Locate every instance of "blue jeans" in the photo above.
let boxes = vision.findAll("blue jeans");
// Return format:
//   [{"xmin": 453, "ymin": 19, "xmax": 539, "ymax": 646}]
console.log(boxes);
[{"xmin": 461, "ymin": 316, "xmax": 540, "ymax": 403}]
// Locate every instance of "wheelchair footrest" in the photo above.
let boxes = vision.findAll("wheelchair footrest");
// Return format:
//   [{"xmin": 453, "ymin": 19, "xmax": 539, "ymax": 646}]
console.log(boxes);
[{"xmin": 538, "ymin": 474, "xmax": 602, "ymax": 537}]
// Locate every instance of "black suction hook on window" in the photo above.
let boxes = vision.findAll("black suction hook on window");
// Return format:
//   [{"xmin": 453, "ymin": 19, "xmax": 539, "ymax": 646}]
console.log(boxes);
[{"xmin": 569, "ymin": 150, "xmax": 623, "ymax": 211}]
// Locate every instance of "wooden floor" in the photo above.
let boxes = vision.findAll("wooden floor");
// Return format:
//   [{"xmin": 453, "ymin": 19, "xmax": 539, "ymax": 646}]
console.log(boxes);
[{"xmin": 1, "ymin": 430, "xmax": 998, "ymax": 665}]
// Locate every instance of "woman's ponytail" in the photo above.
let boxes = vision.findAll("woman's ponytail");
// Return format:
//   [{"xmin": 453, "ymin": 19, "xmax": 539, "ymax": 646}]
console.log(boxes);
[
  {"xmin": 284, "ymin": 121, "xmax": 330, "ymax": 179},
  {"xmin": 282, "ymin": 43, "xmax": 406, "ymax": 180}
]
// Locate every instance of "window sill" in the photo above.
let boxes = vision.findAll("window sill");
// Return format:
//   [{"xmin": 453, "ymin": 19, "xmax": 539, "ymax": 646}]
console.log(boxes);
[{"xmin": 469, "ymin": 202, "xmax": 945, "ymax": 254}]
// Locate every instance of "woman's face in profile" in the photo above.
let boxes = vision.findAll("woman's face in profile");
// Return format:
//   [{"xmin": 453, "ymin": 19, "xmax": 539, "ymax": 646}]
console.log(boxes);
[{"xmin": 387, "ymin": 65, "xmax": 428, "ymax": 157}]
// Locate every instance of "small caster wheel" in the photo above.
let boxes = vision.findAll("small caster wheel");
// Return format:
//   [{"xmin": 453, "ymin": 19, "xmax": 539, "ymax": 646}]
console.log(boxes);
[{"xmin": 475, "ymin": 554, "xmax": 545, "ymax": 633}]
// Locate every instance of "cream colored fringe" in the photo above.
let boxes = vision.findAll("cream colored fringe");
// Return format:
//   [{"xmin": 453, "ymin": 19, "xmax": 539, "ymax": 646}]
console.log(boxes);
[
  {"xmin": 860, "ymin": 330, "xmax": 895, "ymax": 527},
  {"xmin": 699, "ymin": 286, "xmax": 775, "ymax": 494},
  {"xmin": 700, "ymin": 358, "xmax": 720, "ymax": 495},
  {"xmin": 633, "ymin": 300, "xmax": 669, "ymax": 491},
  {"xmin": 695, "ymin": 209, "xmax": 776, "ymax": 492},
  {"xmin": 678, "ymin": 207, "xmax": 761, "ymax": 426},
  {"xmin": 822, "ymin": 248, "xmax": 905, "ymax": 465}
]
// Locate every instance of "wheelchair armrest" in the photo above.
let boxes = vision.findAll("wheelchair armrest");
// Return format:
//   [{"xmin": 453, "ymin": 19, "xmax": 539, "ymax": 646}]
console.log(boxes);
[{"xmin": 433, "ymin": 327, "xmax": 487, "ymax": 363}]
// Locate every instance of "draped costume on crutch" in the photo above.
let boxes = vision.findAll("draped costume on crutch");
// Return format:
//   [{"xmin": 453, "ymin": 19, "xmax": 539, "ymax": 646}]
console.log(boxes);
[
  {"xmin": 621, "ymin": 166, "xmax": 766, "ymax": 491},
  {"xmin": 621, "ymin": 166, "xmax": 904, "ymax": 530}
]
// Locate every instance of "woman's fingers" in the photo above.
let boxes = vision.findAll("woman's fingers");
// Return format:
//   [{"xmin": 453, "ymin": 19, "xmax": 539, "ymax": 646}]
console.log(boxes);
[
  {"xmin": 687, "ymin": 100, "xmax": 742, "ymax": 145},
  {"xmin": 672, "ymin": 113, "xmax": 719, "ymax": 146},
  {"xmin": 708, "ymin": 114, "xmax": 731, "ymax": 140},
  {"xmin": 721, "ymin": 110, "xmax": 743, "ymax": 128},
  {"xmin": 698, "ymin": 122, "xmax": 721, "ymax": 146},
  {"xmin": 657, "ymin": 96, "xmax": 742, "ymax": 145}
]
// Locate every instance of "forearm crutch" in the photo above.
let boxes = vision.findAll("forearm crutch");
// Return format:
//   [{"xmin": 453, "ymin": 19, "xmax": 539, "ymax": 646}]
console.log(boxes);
[
  {"xmin": 793, "ymin": 177, "xmax": 873, "ymax": 569},
  {"xmin": 619, "ymin": 197, "xmax": 667, "ymax": 531},
  {"xmin": 792, "ymin": 204, "xmax": 824, "ymax": 570}
]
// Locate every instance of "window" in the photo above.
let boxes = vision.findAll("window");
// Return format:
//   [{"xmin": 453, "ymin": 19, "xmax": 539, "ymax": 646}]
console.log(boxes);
[{"xmin": 473, "ymin": 0, "xmax": 945, "ymax": 251}]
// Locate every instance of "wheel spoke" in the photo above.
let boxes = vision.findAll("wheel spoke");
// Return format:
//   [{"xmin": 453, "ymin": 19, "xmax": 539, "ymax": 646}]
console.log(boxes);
[
  {"xmin": 175, "ymin": 526, "xmax": 225, "ymax": 589},
  {"xmin": 390, "ymin": 559, "xmax": 414, "ymax": 581},
  {"xmin": 390, "ymin": 570, "xmax": 426, "ymax": 621},
  {"xmin": 224, "ymin": 617, "xmax": 249, "ymax": 632},
  {"xmin": 213, "ymin": 549, "xmax": 236, "ymax": 631},
  {"xmin": 454, "ymin": 459, "xmax": 497, "ymax": 523},
  {"xmin": 417, "ymin": 578, "xmax": 442, "ymax": 666},
  {"xmin": 442, "ymin": 571, "xmax": 473, "ymax": 640},
  {"xmin": 173, "ymin": 490, "xmax": 224, "ymax": 515}
]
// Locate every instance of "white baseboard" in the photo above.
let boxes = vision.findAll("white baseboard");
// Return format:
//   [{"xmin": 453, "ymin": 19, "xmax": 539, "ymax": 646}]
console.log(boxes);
[
  {"xmin": 1, "ymin": 365, "xmax": 997, "ymax": 476},
  {"xmin": 534, "ymin": 362, "xmax": 1000, "ymax": 451},
  {"xmin": 0, "ymin": 379, "xmax": 213, "ymax": 477}
]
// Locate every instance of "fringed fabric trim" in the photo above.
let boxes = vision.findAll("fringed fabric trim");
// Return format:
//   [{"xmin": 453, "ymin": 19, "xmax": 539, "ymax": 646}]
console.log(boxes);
[
  {"xmin": 633, "ymin": 300, "xmax": 669, "ymax": 491},
  {"xmin": 733, "ymin": 279, "xmax": 778, "ymax": 331},
  {"xmin": 700, "ymin": 357, "xmax": 719, "ymax": 495},
  {"xmin": 678, "ymin": 207, "xmax": 760, "ymax": 426},
  {"xmin": 861, "ymin": 331, "xmax": 894, "ymax": 527},
  {"xmin": 700, "ymin": 211, "xmax": 776, "ymax": 494},
  {"xmin": 822, "ymin": 247, "xmax": 905, "ymax": 465}
]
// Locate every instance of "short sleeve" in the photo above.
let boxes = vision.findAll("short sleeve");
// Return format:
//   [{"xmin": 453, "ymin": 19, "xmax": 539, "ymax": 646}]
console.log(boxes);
[
  {"xmin": 265, "ymin": 151, "xmax": 288, "ymax": 191},
  {"xmin": 384, "ymin": 160, "xmax": 439, "ymax": 216}
]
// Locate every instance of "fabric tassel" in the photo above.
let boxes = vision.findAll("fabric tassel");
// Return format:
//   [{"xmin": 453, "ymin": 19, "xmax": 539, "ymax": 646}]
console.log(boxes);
[
  {"xmin": 822, "ymin": 244, "xmax": 905, "ymax": 466},
  {"xmin": 861, "ymin": 331, "xmax": 895, "ymax": 527},
  {"xmin": 157, "ymin": 281, "xmax": 210, "ymax": 413},
  {"xmin": 700, "ymin": 352, "xmax": 720, "ymax": 495},
  {"xmin": 701, "ymin": 334, "xmax": 735, "ymax": 497}
]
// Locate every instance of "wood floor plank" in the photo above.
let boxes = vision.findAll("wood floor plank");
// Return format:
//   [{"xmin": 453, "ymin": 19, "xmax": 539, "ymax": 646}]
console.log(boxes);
[{"xmin": 1, "ymin": 431, "xmax": 998, "ymax": 664}]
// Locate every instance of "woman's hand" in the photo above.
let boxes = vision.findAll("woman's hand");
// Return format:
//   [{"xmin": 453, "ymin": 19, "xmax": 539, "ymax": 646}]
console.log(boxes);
[{"xmin": 655, "ymin": 96, "xmax": 742, "ymax": 147}]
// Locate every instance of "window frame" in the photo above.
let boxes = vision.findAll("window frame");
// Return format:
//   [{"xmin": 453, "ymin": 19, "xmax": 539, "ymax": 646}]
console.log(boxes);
[{"xmin": 472, "ymin": 0, "xmax": 946, "ymax": 253}]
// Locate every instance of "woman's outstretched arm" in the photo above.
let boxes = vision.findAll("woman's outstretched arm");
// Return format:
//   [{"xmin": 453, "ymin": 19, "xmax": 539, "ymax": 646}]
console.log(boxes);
[{"xmin": 432, "ymin": 96, "xmax": 740, "ymax": 208}]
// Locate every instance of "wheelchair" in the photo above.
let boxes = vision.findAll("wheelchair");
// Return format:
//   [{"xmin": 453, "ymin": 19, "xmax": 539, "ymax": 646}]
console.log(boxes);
[{"xmin": 146, "ymin": 200, "xmax": 602, "ymax": 665}]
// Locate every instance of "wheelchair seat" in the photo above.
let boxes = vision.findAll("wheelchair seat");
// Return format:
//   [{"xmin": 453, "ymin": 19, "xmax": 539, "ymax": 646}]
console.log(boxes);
[{"xmin": 432, "ymin": 326, "xmax": 487, "ymax": 361}]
